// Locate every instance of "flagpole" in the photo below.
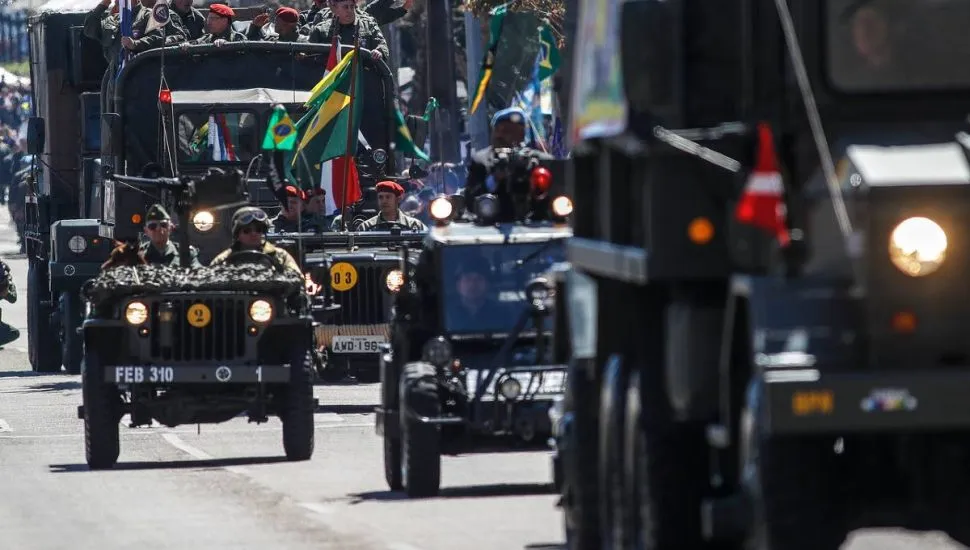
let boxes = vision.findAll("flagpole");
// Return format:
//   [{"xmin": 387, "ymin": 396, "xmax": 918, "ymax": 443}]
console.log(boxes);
[{"xmin": 339, "ymin": 32, "xmax": 361, "ymax": 232}]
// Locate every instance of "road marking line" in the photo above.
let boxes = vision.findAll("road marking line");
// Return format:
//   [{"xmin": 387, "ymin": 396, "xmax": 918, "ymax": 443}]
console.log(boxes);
[
  {"xmin": 298, "ymin": 502, "xmax": 335, "ymax": 515},
  {"xmin": 0, "ymin": 419, "xmax": 11, "ymax": 432},
  {"xmin": 386, "ymin": 543, "xmax": 425, "ymax": 550},
  {"xmin": 160, "ymin": 433, "xmax": 250, "ymax": 475}
]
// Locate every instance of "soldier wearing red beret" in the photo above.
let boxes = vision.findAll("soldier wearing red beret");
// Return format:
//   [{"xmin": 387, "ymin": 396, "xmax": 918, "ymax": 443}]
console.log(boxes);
[
  {"xmin": 249, "ymin": 6, "xmax": 308, "ymax": 42},
  {"xmin": 358, "ymin": 181, "xmax": 428, "ymax": 231},
  {"xmin": 180, "ymin": 2, "xmax": 246, "ymax": 48},
  {"xmin": 270, "ymin": 185, "xmax": 312, "ymax": 233}
]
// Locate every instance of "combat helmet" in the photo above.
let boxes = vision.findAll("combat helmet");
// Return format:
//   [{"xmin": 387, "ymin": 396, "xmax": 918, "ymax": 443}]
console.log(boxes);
[{"xmin": 231, "ymin": 206, "xmax": 270, "ymax": 237}]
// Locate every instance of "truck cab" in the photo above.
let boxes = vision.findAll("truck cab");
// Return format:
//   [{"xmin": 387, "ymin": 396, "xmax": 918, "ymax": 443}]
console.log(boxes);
[{"xmin": 555, "ymin": 0, "xmax": 970, "ymax": 549}]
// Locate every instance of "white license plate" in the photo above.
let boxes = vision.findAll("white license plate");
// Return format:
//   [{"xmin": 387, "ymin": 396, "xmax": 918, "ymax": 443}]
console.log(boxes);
[{"xmin": 331, "ymin": 336, "xmax": 385, "ymax": 354}]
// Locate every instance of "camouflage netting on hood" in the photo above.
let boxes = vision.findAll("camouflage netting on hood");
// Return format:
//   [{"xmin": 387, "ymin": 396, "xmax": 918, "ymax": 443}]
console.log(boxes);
[{"xmin": 83, "ymin": 264, "xmax": 306, "ymax": 304}]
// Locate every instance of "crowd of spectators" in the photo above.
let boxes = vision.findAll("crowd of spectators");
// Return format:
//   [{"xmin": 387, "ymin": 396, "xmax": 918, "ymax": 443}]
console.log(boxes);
[{"xmin": 0, "ymin": 77, "xmax": 33, "ymax": 253}]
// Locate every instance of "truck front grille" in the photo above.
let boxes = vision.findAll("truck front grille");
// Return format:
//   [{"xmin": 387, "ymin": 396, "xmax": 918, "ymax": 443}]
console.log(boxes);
[
  {"xmin": 330, "ymin": 264, "xmax": 390, "ymax": 325},
  {"xmin": 147, "ymin": 297, "xmax": 247, "ymax": 362}
]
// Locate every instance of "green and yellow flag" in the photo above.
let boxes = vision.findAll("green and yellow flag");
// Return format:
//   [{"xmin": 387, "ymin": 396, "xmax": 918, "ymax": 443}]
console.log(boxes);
[
  {"xmin": 470, "ymin": 3, "xmax": 508, "ymax": 114},
  {"xmin": 394, "ymin": 108, "xmax": 429, "ymax": 161},
  {"xmin": 261, "ymin": 104, "xmax": 297, "ymax": 151},
  {"xmin": 537, "ymin": 23, "xmax": 560, "ymax": 81}
]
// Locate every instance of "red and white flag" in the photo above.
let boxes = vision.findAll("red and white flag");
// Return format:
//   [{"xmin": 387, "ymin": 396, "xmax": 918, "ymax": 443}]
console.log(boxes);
[
  {"xmin": 735, "ymin": 122, "xmax": 790, "ymax": 246},
  {"xmin": 318, "ymin": 36, "xmax": 361, "ymax": 214}
]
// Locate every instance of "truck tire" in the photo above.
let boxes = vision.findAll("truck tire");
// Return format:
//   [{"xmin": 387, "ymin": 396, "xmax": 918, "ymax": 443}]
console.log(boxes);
[
  {"xmin": 60, "ymin": 292, "xmax": 83, "ymax": 375},
  {"xmin": 282, "ymin": 349, "xmax": 315, "ymax": 461},
  {"xmin": 742, "ymin": 382, "xmax": 846, "ymax": 550},
  {"xmin": 383, "ymin": 431, "xmax": 403, "ymax": 491},
  {"xmin": 562, "ymin": 358, "xmax": 601, "ymax": 550},
  {"xmin": 399, "ymin": 362, "xmax": 440, "ymax": 498},
  {"xmin": 623, "ymin": 367, "xmax": 712, "ymax": 548},
  {"xmin": 82, "ymin": 346, "xmax": 120, "ymax": 469},
  {"xmin": 598, "ymin": 355, "xmax": 630, "ymax": 549},
  {"xmin": 27, "ymin": 262, "xmax": 60, "ymax": 373}
]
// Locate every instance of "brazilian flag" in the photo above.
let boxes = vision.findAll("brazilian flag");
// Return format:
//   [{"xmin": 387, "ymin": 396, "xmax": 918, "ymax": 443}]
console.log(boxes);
[
  {"xmin": 394, "ymin": 108, "xmax": 429, "ymax": 162},
  {"xmin": 261, "ymin": 104, "xmax": 297, "ymax": 151},
  {"xmin": 537, "ymin": 23, "xmax": 561, "ymax": 81},
  {"xmin": 470, "ymin": 3, "xmax": 508, "ymax": 114}
]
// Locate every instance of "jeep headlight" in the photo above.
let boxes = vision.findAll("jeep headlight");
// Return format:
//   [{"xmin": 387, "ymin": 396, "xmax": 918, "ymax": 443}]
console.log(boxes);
[
  {"xmin": 125, "ymin": 301, "xmax": 148, "ymax": 325},
  {"xmin": 422, "ymin": 336, "xmax": 452, "ymax": 367},
  {"xmin": 385, "ymin": 268, "xmax": 404, "ymax": 292},
  {"xmin": 192, "ymin": 210, "xmax": 215, "ymax": 232},
  {"xmin": 430, "ymin": 196, "xmax": 453, "ymax": 221},
  {"xmin": 551, "ymin": 196, "xmax": 574, "ymax": 217},
  {"xmin": 249, "ymin": 299, "xmax": 273, "ymax": 323},
  {"xmin": 889, "ymin": 216, "xmax": 947, "ymax": 277}
]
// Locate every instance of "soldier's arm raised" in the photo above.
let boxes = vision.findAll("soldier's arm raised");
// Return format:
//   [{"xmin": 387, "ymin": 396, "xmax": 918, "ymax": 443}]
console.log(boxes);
[{"xmin": 83, "ymin": 0, "xmax": 111, "ymax": 40}]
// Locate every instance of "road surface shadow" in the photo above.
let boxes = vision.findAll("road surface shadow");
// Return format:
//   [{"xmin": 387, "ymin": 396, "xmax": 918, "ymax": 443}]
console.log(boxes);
[
  {"xmin": 13, "ymin": 380, "xmax": 82, "ymax": 393},
  {"xmin": 350, "ymin": 482, "xmax": 555, "ymax": 503},
  {"xmin": 315, "ymin": 404, "xmax": 375, "ymax": 415},
  {"xmin": 49, "ymin": 455, "xmax": 289, "ymax": 473},
  {"xmin": 523, "ymin": 544, "xmax": 564, "ymax": 550},
  {"xmin": 0, "ymin": 370, "xmax": 49, "ymax": 379}
]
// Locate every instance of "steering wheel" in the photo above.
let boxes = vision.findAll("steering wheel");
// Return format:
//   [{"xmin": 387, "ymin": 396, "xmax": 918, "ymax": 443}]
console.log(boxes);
[{"xmin": 223, "ymin": 250, "xmax": 282, "ymax": 272}]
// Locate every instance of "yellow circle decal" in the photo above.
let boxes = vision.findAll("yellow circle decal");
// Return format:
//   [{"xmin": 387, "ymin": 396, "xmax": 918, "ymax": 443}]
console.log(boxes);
[
  {"xmin": 330, "ymin": 262, "xmax": 358, "ymax": 291},
  {"xmin": 186, "ymin": 303, "xmax": 212, "ymax": 328}
]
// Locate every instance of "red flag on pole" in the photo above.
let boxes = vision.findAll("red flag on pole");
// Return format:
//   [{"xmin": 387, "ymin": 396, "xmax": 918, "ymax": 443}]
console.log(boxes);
[{"xmin": 735, "ymin": 122, "xmax": 790, "ymax": 246}]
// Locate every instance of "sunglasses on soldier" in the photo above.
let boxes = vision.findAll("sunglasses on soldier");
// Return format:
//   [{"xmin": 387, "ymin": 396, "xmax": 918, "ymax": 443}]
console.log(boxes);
[
  {"xmin": 146, "ymin": 221, "xmax": 170, "ymax": 230},
  {"xmin": 240, "ymin": 225, "xmax": 265, "ymax": 235}
]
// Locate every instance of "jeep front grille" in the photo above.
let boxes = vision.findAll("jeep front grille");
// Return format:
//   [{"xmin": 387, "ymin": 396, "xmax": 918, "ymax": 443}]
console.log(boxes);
[
  {"xmin": 147, "ymin": 297, "xmax": 247, "ymax": 362},
  {"xmin": 330, "ymin": 263, "xmax": 390, "ymax": 324}
]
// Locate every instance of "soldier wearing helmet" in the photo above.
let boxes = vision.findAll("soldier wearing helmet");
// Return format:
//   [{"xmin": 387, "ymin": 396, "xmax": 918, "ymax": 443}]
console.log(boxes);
[{"xmin": 209, "ymin": 206, "xmax": 301, "ymax": 273}]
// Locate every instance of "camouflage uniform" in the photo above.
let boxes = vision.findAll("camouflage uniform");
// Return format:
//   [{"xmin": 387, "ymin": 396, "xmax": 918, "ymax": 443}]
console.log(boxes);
[
  {"xmin": 307, "ymin": 13, "xmax": 389, "ymax": 61},
  {"xmin": 210, "ymin": 207, "xmax": 302, "ymax": 274},
  {"xmin": 304, "ymin": 0, "xmax": 406, "ymax": 29},
  {"xmin": 188, "ymin": 26, "xmax": 247, "ymax": 44},
  {"xmin": 83, "ymin": 2, "xmax": 138, "ymax": 69},
  {"xmin": 259, "ymin": 28, "xmax": 309, "ymax": 42},
  {"xmin": 0, "ymin": 260, "xmax": 17, "ymax": 304},
  {"xmin": 357, "ymin": 210, "xmax": 427, "ymax": 231},
  {"xmin": 139, "ymin": 204, "xmax": 202, "ymax": 267},
  {"xmin": 172, "ymin": 5, "xmax": 206, "ymax": 40},
  {"xmin": 270, "ymin": 213, "xmax": 314, "ymax": 233}
]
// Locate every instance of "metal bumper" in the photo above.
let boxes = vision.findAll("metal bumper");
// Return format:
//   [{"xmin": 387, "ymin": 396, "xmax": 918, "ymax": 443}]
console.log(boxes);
[
  {"xmin": 105, "ymin": 364, "xmax": 290, "ymax": 385},
  {"xmin": 762, "ymin": 368, "xmax": 970, "ymax": 434}
]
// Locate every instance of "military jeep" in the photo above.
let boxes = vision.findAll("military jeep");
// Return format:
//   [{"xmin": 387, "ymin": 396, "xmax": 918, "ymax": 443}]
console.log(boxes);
[{"xmin": 78, "ymin": 261, "xmax": 316, "ymax": 469}]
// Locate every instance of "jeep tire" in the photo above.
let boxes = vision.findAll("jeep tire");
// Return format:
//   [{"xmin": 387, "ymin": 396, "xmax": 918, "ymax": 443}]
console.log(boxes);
[
  {"xmin": 82, "ymin": 345, "xmax": 120, "ymax": 469},
  {"xmin": 282, "ymin": 349, "xmax": 315, "ymax": 461},
  {"xmin": 399, "ymin": 362, "xmax": 440, "ymax": 498},
  {"xmin": 28, "ymin": 262, "xmax": 60, "ymax": 373}
]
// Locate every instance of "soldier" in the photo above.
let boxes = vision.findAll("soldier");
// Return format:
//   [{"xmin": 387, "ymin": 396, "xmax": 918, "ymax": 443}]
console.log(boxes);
[
  {"xmin": 271, "ymin": 185, "xmax": 310, "ymax": 233},
  {"xmin": 303, "ymin": 0, "xmax": 411, "ymax": 29},
  {"xmin": 83, "ymin": 0, "xmax": 133, "ymax": 75},
  {"xmin": 171, "ymin": 0, "xmax": 206, "ymax": 40},
  {"xmin": 358, "ymin": 180, "xmax": 427, "ymax": 231},
  {"xmin": 180, "ymin": 3, "xmax": 246, "ymax": 47},
  {"xmin": 307, "ymin": 0, "xmax": 389, "ymax": 62},
  {"xmin": 121, "ymin": 0, "xmax": 189, "ymax": 54},
  {"xmin": 464, "ymin": 107, "xmax": 554, "ymax": 201},
  {"xmin": 140, "ymin": 204, "xmax": 202, "ymax": 267},
  {"xmin": 248, "ymin": 7, "xmax": 308, "ymax": 42},
  {"xmin": 302, "ymin": 187, "xmax": 331, "ymax": 231},
  {"xmin": 210, "ymin": 207, "xmax": 302, "ymax": 274}
]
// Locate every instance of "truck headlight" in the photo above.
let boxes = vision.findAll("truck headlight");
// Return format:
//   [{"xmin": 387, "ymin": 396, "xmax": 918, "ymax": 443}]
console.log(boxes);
[
  {"xmin": 889, "ymin": 216, "xmax": 947, "ymax": 277},
  {"xmin": 430, "ymin": 196, "xmax": 453, "ymax": 221},
  {"xmin": 422, "ymin": 336, "xmax": 452, "ymax": 367},
  {"xmin": 192, "ymin": 210, "xmax": 215, "ymax": 232},
  {"xmin": 551, "ymin": 196, "xmax": 573, "ymax": 217},
  {"xmin": 125, "ymin": 301, "xmax": 148, "ymax": 325},
  {"xmin": 68, "ymin": 235, "xmax": 87, "ymax": 254},
  {"xmin": 385, "ymin": 268, "xmax": 404, "ymax": 292},
  {"xmin": 249, "ymin": 299, "xmax": 273, "ymax": 323}
]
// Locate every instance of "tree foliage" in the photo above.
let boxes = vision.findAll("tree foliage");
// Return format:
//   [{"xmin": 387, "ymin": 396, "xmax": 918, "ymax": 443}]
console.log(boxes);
[{"xmin": 461, "ymin": 0, "xmax": 565, "ymax": 47}]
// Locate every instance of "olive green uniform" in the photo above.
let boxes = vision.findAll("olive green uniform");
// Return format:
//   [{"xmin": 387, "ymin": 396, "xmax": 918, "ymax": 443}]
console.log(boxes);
[
  {"xmin": 210, "ymin": 241, "xmax": 301, "ymax": 274},
  {"xmin": 83, "ymin": 3, "xmax": 138, "ymax": 69},
  {"xmin": 357, "ymin": 210, "xmax": 427, "ymax": 231},
  {"xmin": 188, "ymin": 26, "xmax": 247, "ymax": 44},
  {"xmin": 307, "ymin": 14, "xmax": 389, "ymax": 61},
  {"xmin": 172, "ymin": 5, "xmax": 206, "ymax": 40},
  {"xmin": 127, "ymin": 5, "xmax": 188, "ymax": 52},
  {"xmin": 140, "ymin": 240, "xmax": 202, "ymax": 267}
]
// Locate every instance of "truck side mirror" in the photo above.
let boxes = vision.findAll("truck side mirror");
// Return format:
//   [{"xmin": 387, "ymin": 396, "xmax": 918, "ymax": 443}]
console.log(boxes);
[
  {"xmin": 26, "ymin": 117, "xmax": 45, "ymax": 155},
  {"xmin": 100, "ymin": 113, "xmax": 122, "ymax": 156}
]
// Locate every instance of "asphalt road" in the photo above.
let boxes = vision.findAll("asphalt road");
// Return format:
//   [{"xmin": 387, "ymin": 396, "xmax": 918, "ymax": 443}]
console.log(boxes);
[{"xmin": 0, "ymin": 209, "xmax": 965, "ymax": 550}]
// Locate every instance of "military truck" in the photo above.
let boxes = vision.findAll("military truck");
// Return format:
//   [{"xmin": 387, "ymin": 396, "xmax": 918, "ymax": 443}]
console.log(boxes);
[
  {"xmin": 24, "ymin": 0, "xmax": 115, "ymax": 374},
  {"xmin": 99, "ymin": 41, "xmax": 399, "ymax": 261},
  {"xmin": 552, "ymin": 0, "xmax": 970, "ymax": 548}
]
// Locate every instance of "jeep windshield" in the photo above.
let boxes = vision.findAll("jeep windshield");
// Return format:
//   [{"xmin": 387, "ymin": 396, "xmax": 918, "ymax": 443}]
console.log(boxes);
[
  {"xmin": 440, "ymin": 240, "xmax": 566, "ymax": 335},
  {"xmin": 826, "ymin": 0, "xmax": 970, "ymax": 92},
  {"xmin": 178, "ymin": 111, "xmax": 260, "ymax": 164}
]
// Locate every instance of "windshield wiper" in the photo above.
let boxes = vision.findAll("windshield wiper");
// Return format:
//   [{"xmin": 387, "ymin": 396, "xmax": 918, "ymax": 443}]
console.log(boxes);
[{"xmin": 514, "ymin": 238, "xmax": 562, "ymax": 269}]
